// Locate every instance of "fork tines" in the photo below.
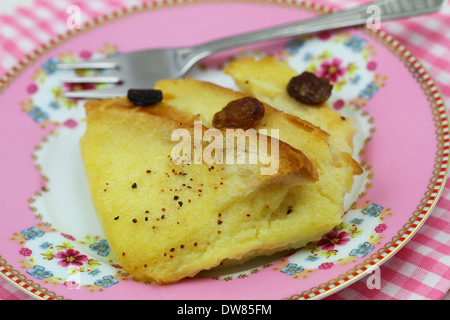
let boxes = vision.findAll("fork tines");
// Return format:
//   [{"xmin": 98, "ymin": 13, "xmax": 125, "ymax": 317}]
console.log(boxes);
[{"xmin": 57, "ymin": 61, "xmax": 127, "ymax": 98}]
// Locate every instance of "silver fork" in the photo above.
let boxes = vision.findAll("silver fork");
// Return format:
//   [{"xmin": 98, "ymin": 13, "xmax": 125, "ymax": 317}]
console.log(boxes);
[{"xmin": 58, "ymin": 0, "xmax": 447, "ymax": 99}]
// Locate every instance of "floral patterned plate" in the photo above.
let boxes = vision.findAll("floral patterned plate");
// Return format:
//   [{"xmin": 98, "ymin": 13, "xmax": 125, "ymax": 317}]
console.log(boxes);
[{"xmin": 0, "ymin": 0, "xmax": 448, "ymax": 300}]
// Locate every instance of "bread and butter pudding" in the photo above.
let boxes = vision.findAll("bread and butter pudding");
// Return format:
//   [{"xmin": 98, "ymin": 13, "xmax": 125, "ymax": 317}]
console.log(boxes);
[
  {"xmin": 80, "ymin": 96, "xmax": 318, "ymax": 284},
  {"xmin": 80, "ymin": 56, "xmax": 362, "ymax": 284}
]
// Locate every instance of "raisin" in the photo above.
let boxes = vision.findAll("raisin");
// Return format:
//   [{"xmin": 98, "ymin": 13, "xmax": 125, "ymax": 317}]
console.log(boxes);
[
  {"xmin": 212, "ymin": 97, "xmax": 265, "ymax": 130},
  {"xmin": 127, "ymin": 89, "xmax": 162, "ymax": 106},
  {"xmin": 287, "ymin": 72, "xmax": 333, "ymax": 106}
]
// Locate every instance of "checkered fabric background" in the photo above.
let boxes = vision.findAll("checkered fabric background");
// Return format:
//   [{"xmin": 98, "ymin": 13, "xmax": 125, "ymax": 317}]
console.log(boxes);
[{"xmin": 0, "ymin": 0, "xmax": 449, "ymax": 300}]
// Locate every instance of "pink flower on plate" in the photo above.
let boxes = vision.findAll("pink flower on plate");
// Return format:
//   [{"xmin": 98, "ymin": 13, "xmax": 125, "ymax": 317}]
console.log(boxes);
[
  {"xmin": 63, "ymin": 281, "xmax": 81, "ymax": 289},
  {"xmin": 318, "ymin": 58, "xmax": 346, "ymax": 83},
  {"xmin": 316, "ymin": 230, "xmax": 350, "ymax": 251},
  {"xmin": 61, "ymin": 233, "xmax": 76, "ymax": 241},
  {"xmin": 27, "ymin": 83, "xmax": 38, "ymax": 94},
  {"xmin": 318, "ymin": 262, "xmax": 334, "ymax": 270},
  {"xmin": 332, "ymin": 99, "xmax": 345, "ymax": 110},
  {"xmin": 63, "ymin": 118, "xmax": 78, "ymax": 128},
  {"xmin": 367, "ymin": 60, "xmax": 377, "ymax": 71},
  {"xmin": 20, "ymin": 247, "xmax": 32, "ymax": 256},
  {"xmin": 317, "ymin": 31, "xmax": 332, "ymax": 40},
  {"xmin": 375, "ymin": 223, "xmax": 387, "ymax": 233},
  {"xmin": 64, "ymin": 280, "xmax": 81, "ymax": 289},
  {"xmin": 79, "ymin": 50, "xmax": 92, "ymax": 60},
  {"xmin": 55, "ymin": 249, "xmax": 88, "ymax": 267}
]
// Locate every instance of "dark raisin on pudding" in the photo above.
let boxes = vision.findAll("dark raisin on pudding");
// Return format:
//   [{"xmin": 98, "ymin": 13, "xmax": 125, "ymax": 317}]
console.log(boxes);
[
  {"xmin": 127, "ymin": 89, "xmax": 163, "ymax": 106},
  {"xmin": 287, "ymin": 72, "xmax": 333, "ymax": 106},
  {"xmin": 212, "ymin": 97, "xmax": 265, "ymax": 130}
]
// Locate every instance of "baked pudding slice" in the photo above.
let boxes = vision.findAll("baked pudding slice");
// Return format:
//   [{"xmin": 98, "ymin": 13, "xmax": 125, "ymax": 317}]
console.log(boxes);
[{"xmin": 80, "ymin": 97, "xmax": 317, "ymax": 284}]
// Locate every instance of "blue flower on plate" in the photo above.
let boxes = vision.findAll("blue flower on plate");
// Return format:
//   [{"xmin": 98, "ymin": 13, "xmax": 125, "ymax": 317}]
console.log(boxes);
[
  {"xmin": 27, "ymin": 265, "xmax": 53, "ymax": 280},
  {"xmin": 351, "ymin": 74, "xmax": 361, "ymax": 84},
  {"xmin": 49, "ymin": 101, "xmax": 60, "ymax": 110},
  {"xmin": 303, "ymin": 52, "xmax": 313, "ymax": 62},
  {"xmin": 21, "ymin": 227, "xmax": 44, "ymax": 240},
  {"xmin": 345, "ymin": 36, "xmax": 367, "ymax": 52},
  {"xmin": 281, "ymin": 263, "xmax": 304, "ymax": 275},
  {"xmin": 350, "ymin": 218, "xmax": 364, "ymax": 225},
  {"xmin": 88, "ymin": 268, "xmax": 101, "ymax": 276},
  {"xmin": 41, "ymin": 57, "xmax": 59, "ymax": 75},
  {"xmin": 28, "ymin": 106, "xmax": 49, "ymax": 123},
  {"xmin": 362, "ymin": 203, "xmax": 384, "ymax": 217},
  {"xmin": 39, "ymin": 241, "xmax": 53, "ymax": 250},
  {"xmin": 286, "ymin": 37, "xmax": 305, "ymax": 54},
  {"xmin": 89, "ymin": 239, "xmax": 110, "ymax": 256},
  {"xmin": 349, "ymin": 242, "xmax": 375, "ymax": 258},
  {"xmin": 359, "ymin": 82, "xmax": 379, "ymax": 100},
  {"xmin": 95, "ymin": 275, "xmax": 118, "ymax": 288},
  {"xmin": 306, "ymin": 255, "xmax": 319, "ymax": 262}
]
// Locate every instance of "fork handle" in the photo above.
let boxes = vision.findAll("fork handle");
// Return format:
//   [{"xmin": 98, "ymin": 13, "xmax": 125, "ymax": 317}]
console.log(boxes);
[{"xmin": 183, "ymin": 0, "xmax": 446, "ymax": 67}]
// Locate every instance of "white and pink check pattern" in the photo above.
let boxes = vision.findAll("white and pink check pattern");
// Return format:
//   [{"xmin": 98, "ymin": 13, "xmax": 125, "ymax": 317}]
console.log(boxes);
[{"xmin": 0, "ymin": 0, "xmax": 449, "ymax": 300}]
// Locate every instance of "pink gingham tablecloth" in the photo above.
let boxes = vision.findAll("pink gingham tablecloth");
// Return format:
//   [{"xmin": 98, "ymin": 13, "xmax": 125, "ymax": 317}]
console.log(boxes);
[{"xmin": 0, "ymin": 0, "xmax": 449, "ymax": 300}]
